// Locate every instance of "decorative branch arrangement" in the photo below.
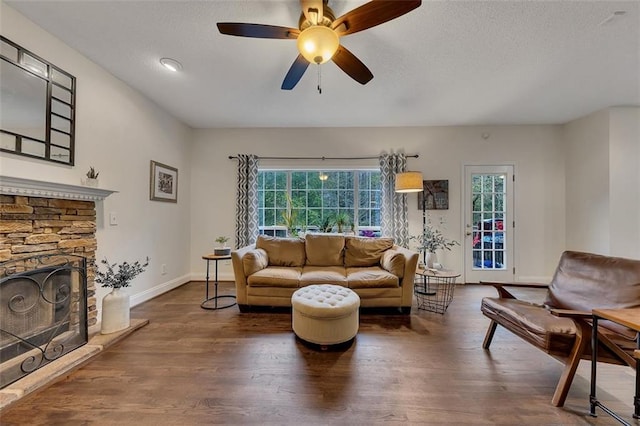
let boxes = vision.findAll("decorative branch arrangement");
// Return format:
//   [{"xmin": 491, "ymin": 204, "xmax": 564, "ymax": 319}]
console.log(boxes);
[
  {"xmin": 95, "ymin": 257, "xmax": 149, "ymax": 289},
  {"xmin": 410, "ymin": 215, "xmax": 459, "ymax": 253}
]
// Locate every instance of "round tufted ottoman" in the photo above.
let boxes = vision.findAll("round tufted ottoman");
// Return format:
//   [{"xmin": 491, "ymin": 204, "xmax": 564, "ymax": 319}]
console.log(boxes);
[{"xmin": 291, "ymin": 284, "xmax": 360, "ymax": 348}]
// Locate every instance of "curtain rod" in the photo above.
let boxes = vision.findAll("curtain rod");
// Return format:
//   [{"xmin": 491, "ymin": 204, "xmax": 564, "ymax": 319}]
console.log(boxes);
[{"xmin": 228, "ymin": 154, "xmax": 419, "ymax": 161}]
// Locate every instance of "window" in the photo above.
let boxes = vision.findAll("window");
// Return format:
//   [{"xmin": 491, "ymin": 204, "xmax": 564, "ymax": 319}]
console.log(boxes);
[{"xmin": 258, "ymin": 170, "xmax": 381, "ymax": 237}]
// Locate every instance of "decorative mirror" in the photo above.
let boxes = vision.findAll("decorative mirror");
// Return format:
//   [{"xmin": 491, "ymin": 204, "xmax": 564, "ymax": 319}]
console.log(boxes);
[{"xmin": 0, "ymin": 36, "xmax": 76, "ymax": 165}]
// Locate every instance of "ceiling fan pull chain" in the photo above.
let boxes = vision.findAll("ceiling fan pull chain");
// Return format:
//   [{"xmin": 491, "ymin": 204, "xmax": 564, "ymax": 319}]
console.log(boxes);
[{"xmin": 317, "ymin": 65, "xmax": 322, "ymax": 95}]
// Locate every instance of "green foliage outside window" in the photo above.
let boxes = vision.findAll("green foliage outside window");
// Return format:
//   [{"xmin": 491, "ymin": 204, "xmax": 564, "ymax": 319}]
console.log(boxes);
[{"xmin": 258, "ymin": 170, "xmax": 381, "ymax": 236}]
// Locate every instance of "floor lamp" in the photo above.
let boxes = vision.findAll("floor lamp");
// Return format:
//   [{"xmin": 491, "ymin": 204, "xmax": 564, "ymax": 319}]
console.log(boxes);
[{"xmin": 395, "ymin": 171, "xmax": 426, "ymax": 265}]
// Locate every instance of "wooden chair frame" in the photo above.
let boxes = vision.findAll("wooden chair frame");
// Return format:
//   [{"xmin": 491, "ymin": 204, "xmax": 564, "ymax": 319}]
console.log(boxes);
[{"xmin": 482, "ymin": 281, "xmax": 636, "ymax": 407}]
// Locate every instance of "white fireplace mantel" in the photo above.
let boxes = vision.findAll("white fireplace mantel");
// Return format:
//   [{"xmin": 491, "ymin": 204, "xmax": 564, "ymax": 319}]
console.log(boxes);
[{"xmin": 0, "ymin": 176, "xmax": 117, "ymax": 201}]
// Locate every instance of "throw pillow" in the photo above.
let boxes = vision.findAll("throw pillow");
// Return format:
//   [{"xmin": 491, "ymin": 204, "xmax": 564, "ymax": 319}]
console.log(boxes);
[
  {"xmin": 242, "ymin": 248, "xmax": 269, "ymax": 276},
  {"xmin": 380, "ymin": 249, "xmax": 405, "ymax": 278},
  {"xmin": 344, "ymin": 237, "xmax": 394, "ymax": 267},
  {"xmin": 305, "ymin": 233, "xmax": 345, "ymax": 266},
  {"xmin": 256, "ymin": 235, "xmax": 306, "ymax": 267}
]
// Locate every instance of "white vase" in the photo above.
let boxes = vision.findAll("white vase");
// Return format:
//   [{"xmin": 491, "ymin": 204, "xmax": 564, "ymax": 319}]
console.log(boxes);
[
  {"xmin": 101, "ymin": 287, "xmax": 130, "ymax": 334},
  {"xmin": 425, "ymin": 252, "xmax": 438, "ymax": 269},
  {"xmin": 82, "ymin": 177, "xmax": 99, "ymax": 187}
]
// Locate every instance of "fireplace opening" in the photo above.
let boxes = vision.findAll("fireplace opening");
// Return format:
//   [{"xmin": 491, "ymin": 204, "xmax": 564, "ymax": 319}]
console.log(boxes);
[{"xmin": 0, "ymin": 254, "xmax": 88, "ymax": 388}]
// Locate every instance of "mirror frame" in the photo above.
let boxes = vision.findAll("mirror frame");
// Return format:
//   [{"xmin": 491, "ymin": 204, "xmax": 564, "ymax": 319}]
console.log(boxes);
[{"xmin": 1, "ymin": 35, "xmax": 76, "ymax": 165}]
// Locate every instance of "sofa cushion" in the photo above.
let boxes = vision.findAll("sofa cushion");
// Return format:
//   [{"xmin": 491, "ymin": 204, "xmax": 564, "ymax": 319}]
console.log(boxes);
[
  {"xmin": 346, "ymin": 267, "xmax": 399, "ymax": 289},
  {"xmin": 481, "ymin": 297, "xmax": 576, "ymax": 355},
  {"xmin": 242, "ymin": 248, "xmax": 269, "ymax": 276},
  {"xmin": 256, "ymin": 235, "xmax": 306, "ymax": 267},
  {"xmin": 300, "ymin": 266, "xmax": 347, "ymax": 285},
  {"xmin": 344, "ymin": 237, "xmax": 394, "ymax": 267},
  {"xmin": 380, "ymin": 249, "xmax": 405, "ymax": 279},
  {"xmin": 247, "ymin": 266, "xmax": 302, "ymax": 288},
  {"xmin": 305, "ymin": 234, "xmax": 345, "ymax": 266}
]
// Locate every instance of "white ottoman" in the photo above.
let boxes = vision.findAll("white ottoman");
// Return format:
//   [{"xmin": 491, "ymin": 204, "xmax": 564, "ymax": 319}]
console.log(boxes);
[{"xmin": 291, "ymin": 284, "xmax": 360, "ymax": 347}]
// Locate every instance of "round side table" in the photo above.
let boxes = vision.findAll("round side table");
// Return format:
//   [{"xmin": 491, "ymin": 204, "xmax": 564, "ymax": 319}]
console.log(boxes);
[
  {"xmin": 201, "ymin": 254, "xmax": 236, "ymax": 310},
  {"xmin": 414, "ymin": 268, "xmax": 460, "ymax": 314}
]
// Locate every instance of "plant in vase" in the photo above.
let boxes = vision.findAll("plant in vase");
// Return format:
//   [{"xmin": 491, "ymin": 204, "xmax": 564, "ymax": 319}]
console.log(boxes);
[
  {"xmin": 410, "ymin": 216, "xmax": 459, "ymax": 269},
  {"xmin": 95, "ymin": 257, "xmax": 149, "ymax": 334},
  {"xmin": 83, "ymin": 166, "xmax": 100, "ymax": 187},
  {"xmin": 332, "ymin": 211, "xmax": 352, "ymax": 234},
  {"xmin": 214, "ymin": 236, "xmax": 231, "ymax": 256}
]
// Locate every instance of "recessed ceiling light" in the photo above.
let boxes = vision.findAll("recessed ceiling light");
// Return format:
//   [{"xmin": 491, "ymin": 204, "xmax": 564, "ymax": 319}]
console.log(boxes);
[{"xmin": 160, "ymin": 58, "xmax": 182, "ymax": 72}]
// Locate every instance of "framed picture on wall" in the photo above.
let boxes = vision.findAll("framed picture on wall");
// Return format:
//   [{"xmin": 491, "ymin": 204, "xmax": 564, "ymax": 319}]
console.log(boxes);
[
  {"xmin": 417, "ymin": 180, "xmax": 449, "ymax": 210},
  {"xmin": 150, "ymin": 160, "xmax": 178, "ymax": 203}
]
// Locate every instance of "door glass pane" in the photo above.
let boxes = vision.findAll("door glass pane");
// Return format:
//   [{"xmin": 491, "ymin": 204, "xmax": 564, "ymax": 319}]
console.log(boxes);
[{"xmin": 472, "ymin": 173, "xmax": 506, "ymax": 270}]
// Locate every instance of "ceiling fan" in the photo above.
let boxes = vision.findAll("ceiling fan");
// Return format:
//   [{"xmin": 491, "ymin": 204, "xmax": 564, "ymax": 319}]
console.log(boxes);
[{"xmin": 217, "ymin": 0, "xmax": 422, "ymax": 90}]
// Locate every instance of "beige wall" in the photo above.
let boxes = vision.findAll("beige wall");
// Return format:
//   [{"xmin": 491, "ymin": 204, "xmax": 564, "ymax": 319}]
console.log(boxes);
[
  {"xmin": 562, "ymin": 110, "xmax": 610, "ymax": 253},
  {"xmin": 563, "ymin": 107, "xmax": 640, "ymax": 258},
  {"xmin": 608, "ymin": 107, "xmax": 640, "ymax": 258},
  {"xmin": 190, "ymin": 125, "xmax": 566, "ymax": 283},
  {"xmin": 0, "ymin": 3, "xmax": 193, "ymax": 311}
]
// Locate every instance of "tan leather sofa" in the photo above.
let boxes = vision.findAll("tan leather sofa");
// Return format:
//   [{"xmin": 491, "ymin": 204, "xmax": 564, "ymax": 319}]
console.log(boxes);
[
  {"xmin": 231, "ymin": 233, "xmax": 419, "ymax": 313},
  {"xmin": 481, "ymin": 250, "xmax": 640, "ymax": 407}
]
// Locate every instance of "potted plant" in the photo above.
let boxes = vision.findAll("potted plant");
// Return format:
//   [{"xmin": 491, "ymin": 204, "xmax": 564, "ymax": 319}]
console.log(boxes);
[
  {"xmin": 83, "ymin": 166, "xmax": 100, "ymax": 187},
  {"xmin": 321, "ymin": 215, "xmax": 335, "ymax": 233},
  {"xmin": 410, "ymin": 216, "xmax": 459, "ymax": 269},
  {"xmin": 214, "ymin": 236, "xmax": 231, "ymax": 256},
  {"xmin": 332, "ymin": 211, "xmax": 351, "ymax": 234},
  {"xmin": 95, "ymin": 257, "xmax": 149, "ymax": 334}
]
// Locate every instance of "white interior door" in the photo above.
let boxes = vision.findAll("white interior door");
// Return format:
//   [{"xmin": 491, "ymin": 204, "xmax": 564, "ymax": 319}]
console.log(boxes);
[{"xmin": 463, "ymin": 165, "xmax": 514, "ymax": 283}]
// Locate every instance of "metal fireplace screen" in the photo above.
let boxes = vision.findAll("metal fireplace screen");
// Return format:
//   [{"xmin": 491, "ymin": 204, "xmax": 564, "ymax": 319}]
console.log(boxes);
[{"xmin": 0, "ymin": 254, "xmax": 88, "ymax": 388}]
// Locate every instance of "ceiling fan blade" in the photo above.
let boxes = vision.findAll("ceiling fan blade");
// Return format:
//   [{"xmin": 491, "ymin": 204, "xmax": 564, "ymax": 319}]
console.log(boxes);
[
  {"xmin": 217, "ymin": 23, "xmax": 300, "ymax": 39},
  {"xmin": 282, "ymin": 55, "xmax": 310, "ymax": 90},
  {"xmin": 332, "ymin": 0, "xmax": 422, "ymax": 36},
  {"xmin": 331, "ymin": 45, "xmax": 373, "ymax": 85},
  {"xmin": 300, "ymin": 0, "xmax": 324, "ymax": 25}
]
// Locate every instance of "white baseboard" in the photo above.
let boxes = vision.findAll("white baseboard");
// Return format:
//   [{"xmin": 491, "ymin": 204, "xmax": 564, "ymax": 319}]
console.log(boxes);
[{"xmin": 129, "ymin": 274, "xmax": 191, "ymax": 308}]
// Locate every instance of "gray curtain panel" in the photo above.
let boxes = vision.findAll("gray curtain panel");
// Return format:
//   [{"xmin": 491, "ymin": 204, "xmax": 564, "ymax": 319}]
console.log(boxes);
[
  {"xmin": 379, "ymin": 153, "xmax": 410, "ymax": 248},
  {"xmin": 235, "ymin": 154, "xmax": 259, "ymax": 248}
]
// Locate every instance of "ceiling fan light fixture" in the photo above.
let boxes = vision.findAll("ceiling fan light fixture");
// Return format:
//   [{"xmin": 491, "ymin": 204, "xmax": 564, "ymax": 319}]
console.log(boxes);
[{"xmin": 296, "ymin": 25, "xmax": 339, "ymax": 64}]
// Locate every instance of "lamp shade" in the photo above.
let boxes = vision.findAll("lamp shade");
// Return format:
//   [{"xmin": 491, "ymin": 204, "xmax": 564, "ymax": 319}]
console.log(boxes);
[
  {"xmin": 395, "ymin": 171, "xmax": 424, "ymax": 193},
  {"xmin": 297, "ymin": 26, "xmax": 340, "ymax": 64}
]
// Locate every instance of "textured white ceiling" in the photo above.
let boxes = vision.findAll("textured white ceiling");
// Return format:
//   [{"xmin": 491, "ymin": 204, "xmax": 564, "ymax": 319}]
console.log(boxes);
[{"xmin": 5, "ymin": 0, "xmax": 640, "ymax": 128}]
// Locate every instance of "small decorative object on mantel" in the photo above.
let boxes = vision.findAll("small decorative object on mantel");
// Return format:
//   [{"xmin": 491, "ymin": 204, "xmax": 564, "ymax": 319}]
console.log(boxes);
[
  {"xmin": 82, "ymin": 166, "xmax": 100, "ymax": 187},
  {"xmin": 410, "ymin": 215, "xmax": 459, "ymax": 269},
  {"xmin": 214, "ymin": 236, "xmax": 231, "ymax": 256},
  {"xmin": 96, "ymin": 256, "xmax": 149, "ymax": 334}
]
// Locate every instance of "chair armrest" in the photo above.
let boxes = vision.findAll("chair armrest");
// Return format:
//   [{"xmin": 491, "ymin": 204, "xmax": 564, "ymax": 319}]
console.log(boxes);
[
  {"xmin": 480, "ymin": 281, "xmax": 548, "ymax": 300},
  {"xmin": 549, "ymin": 308, "xmax": 592, "ymax": 319},
  {"xmin": 634, "ymin": 349, "xmax": 640, "ymax": 360}
]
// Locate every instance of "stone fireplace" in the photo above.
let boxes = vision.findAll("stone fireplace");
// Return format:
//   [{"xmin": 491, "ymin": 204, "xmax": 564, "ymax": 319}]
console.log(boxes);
[{"xmin": 0, "ymin": 176, "xmax": 116, "ymax": 389}]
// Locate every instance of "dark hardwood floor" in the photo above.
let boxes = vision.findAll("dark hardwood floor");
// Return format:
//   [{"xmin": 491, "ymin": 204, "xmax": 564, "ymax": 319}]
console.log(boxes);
[{"xmin": 1, "ymin": 282, "xmax": 636, "ymax": 425}]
